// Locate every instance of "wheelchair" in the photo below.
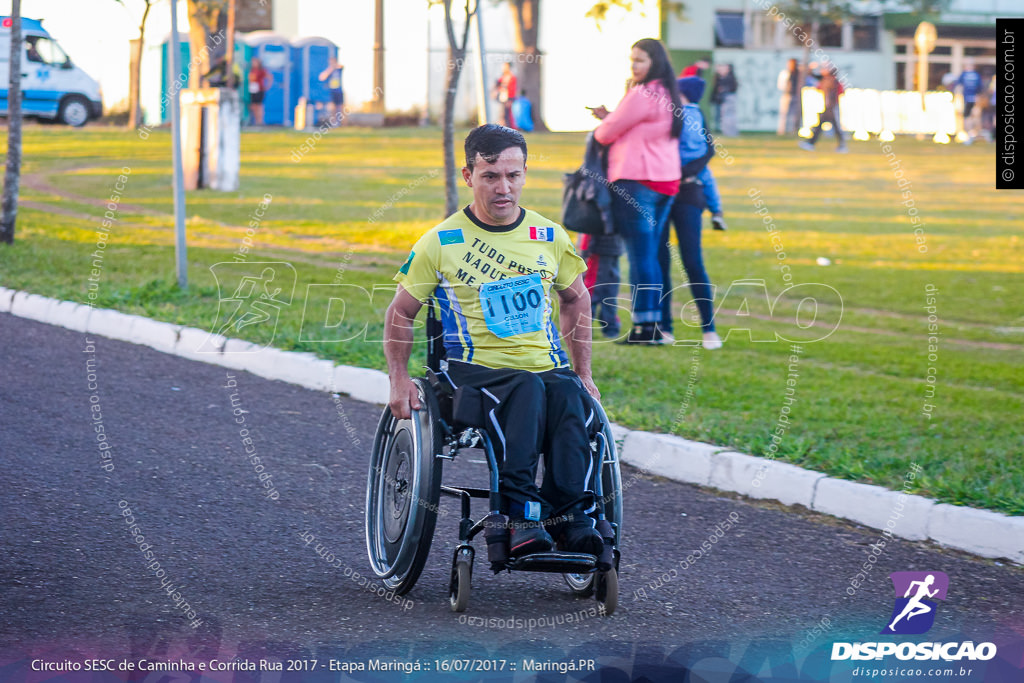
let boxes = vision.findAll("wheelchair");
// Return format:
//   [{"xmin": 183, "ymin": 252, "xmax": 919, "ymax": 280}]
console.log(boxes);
[{"xmin": 365, "ymin": 299, "xmax": 622, "ymax": 614}]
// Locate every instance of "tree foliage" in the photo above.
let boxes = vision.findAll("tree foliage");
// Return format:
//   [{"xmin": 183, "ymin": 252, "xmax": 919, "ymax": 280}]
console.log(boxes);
[{"xmin": 585, "ymin": 0, "xmax": 685, "ymax": 26}]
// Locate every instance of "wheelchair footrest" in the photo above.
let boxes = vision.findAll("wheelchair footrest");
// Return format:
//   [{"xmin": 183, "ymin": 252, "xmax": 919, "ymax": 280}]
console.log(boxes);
[{"xmin": 506, "ymin": 551, "xmax": 597, "ymax": 574}]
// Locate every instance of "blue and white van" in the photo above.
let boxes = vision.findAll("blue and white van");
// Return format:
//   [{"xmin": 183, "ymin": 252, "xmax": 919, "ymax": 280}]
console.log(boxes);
[{"xmin": 0, "ymin": 17, "xmax": 103, "ymax": 126}]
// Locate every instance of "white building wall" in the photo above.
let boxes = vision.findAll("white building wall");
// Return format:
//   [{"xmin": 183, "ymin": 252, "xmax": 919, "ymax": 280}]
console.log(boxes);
[
  {"xmin": 665, "ymin": 1, "xmax": 716, "ymax": 51},
  {"xmin": 720, "ymin": 48, "xmax": 895, "ymax": 132}
]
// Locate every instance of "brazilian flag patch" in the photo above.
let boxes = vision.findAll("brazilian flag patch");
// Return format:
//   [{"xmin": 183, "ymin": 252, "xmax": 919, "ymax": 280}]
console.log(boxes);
[
  {"xmin": 438, "ymin": 228, "xmax": 465, "ymax": 245},
  {"xmin": 399, "ymin": 251, "xmax": 415, "ymax": 275}
]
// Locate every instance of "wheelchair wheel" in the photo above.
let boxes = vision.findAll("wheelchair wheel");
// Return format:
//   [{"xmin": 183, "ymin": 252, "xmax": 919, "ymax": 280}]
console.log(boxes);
[
  {"xmin": 448, "ymin": 546, "xmax": 474, "ymax": 613},
  {"xmin": 596, "ymin": 568, "xmax": 618, "ymax": 616},
  {"xmin": 365, "ymin": 378, "xmax": 443, "ymax": 595},
  {"xmin": 564, "ymin": 571, "xmax": 594, "ymax": 596},
  {"xmin": 563, "ymin": 399, "xmax": 623, "ymax": 597}
]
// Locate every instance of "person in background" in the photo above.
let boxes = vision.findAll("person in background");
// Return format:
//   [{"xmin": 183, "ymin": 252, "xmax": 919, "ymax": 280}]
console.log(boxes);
[
  {"xmin": 805, "ymin": 62, "xmax": 822, "ymax": 87},
  {"xmin": 319, "ymin": 57, "xmax": 345, "ymax": 125},
  {"xmin": 493, "ymin": 62, "xmax": 518, "ymax": 129},
  {"xmin": 25, "ymin": 37, "xmax": 44, "ymax": 63},
  {"xmin": 983, "ymin": 74, "xmax": 997, "ymax": 142},
  {"xmin": 680, "ymin": 57, "xmax": 710, "ymax": 79},
  {"xmin": 511, "ymin": 88, "xmax": 534, "ymax": 133},
  {"xmin": 799, "ymin": 65, "xmax": 847, "ymax": 153},
  {"xmin": 777, "ymin": 58, "xmax": 802, "ymax": 136},
  {"xmin": 205, "ymin": 55, "xmax": 242, "ymax": 89},
  {"xmin": 659, "ymin": 76, "xmax": 724, "ymax": 351},
  {"xmin": 956, "ymin": 59, "xmax": 982, "ymax": 142},
  {"xmin": 711, "ymin": 63, "xmax": 739, "ymax": 137},
  {"xmin": 247, "ymin": 57, "xmax": 271, "ymax": 126},
  {"xmin": 591, "ymin": 38, "xmax": 682, "ymax": 345},
  {"xmin": 577, "ymin": 232, "xmax": 624, "ymax": 339}
]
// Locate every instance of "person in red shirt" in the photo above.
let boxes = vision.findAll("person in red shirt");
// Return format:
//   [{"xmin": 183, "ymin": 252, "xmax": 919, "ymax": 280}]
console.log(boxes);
[
  {"xmin": 247, "ymin": 58, "xmax": 271, "ymax": 126},
  {"xmin": 799, "ymin": 65, "xmax": 847, "ymax": 152},
  {"xmin": 492, "ymin": 62, "xmax": 518, "ymax": 128}
]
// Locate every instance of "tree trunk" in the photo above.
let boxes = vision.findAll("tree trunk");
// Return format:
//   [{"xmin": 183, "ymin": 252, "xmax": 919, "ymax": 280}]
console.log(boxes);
[
  {"xmin": 128, "ymin": 39, "xmax": 143, "ymax": 128},
  {"xmin": 442, "ymin": 0, "xmax": 476, "ymax": 218},
  {"xmin": 1, "ymin": 0, "xmax": 23, "ymax": 244},
  {"xmin": 128, "ymin": 1, "xmax": 153, "ymax": 129},
  {"xmin": 509, "ymin": 0, "xmax": 547, "ymax": 132},
  {"xmin": 443, "ymin": 49, "xmax": 462, "ymax": 217},
  {"xmin": 186, "ymin": 1, "xmax": 222, "ymax": 88}
]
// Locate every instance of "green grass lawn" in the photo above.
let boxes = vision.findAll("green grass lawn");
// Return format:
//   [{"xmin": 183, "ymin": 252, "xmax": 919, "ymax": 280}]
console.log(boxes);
[{"xmin": 2, "ymin": 126, "xmax": 1022, "ymax": 515}]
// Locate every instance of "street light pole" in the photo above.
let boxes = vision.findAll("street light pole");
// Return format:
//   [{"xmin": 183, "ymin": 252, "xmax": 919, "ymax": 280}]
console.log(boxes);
[
  {"xmin": 169, "ymin": 0, "xmax": 188, "ymax": 288},
  {"xmin": 915, "ymin": 21, "xmax": 937, "ymax": 110}
]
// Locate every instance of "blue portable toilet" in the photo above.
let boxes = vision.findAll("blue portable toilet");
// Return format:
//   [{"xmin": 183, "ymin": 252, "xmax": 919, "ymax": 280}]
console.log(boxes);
[
  {"xmin": 159, "ymin": 32, "xmax": 248, "ymax": 123},
  {"xmin": 290, "ymin": 37, "xmax": 338, "ymax": 114},
  {"xmin": 244, "ymin": 31, "xmax": 292, "ymax": 125},
  {"xmin": 159, "ymin": 32, "xmax": 190, "ymax": 123}
]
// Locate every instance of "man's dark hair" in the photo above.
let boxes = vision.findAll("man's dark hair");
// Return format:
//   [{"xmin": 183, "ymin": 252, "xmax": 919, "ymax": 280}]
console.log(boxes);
[{"xmin": 464, "ymin": 124, "xmax": 528, "ymax": 171}]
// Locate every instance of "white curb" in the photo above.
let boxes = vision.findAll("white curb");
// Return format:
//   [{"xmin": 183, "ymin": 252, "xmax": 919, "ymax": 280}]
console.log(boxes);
[
  {"xmin": 4, "ymin": 289, "xmax": 1022, "ymax": 564},
  {"xmin": 85, "ymin": 307, "xmax": 139, "ymax": 344},
  {"xmin": 332, "ymin": 365, "xmax": 390, "ymax": 405},
  {"xmin": 0, "ymin": 286, "xmax": 15, "ymax": 313},
  {"xmin": 928, "ymin": 504, "xmax": 1024, "ymax": 564},
  {"xmin": 175, "ymin": 326, "xmax": 226, "ymax": 362},
  {"xmin": 619, "ymin": 430, "xmax": 717, "ymax": 487},
  {"xmin": 711, "ymin": 451, "xmax": 826, "ymax": 509},
  {"xmin": 11, "ymin": 291, "xmax": 56, "ymax": 323},
  {"xmin": 128, "ymin": 316, "xmax": 180, "ymax": 355},
  {"xmin": 813, "ymin": 478, "xmax": 934, "ymax": 542},
  {"xmin": 49, "ymin": 301, "xmax": 92, "ymax": 332}
]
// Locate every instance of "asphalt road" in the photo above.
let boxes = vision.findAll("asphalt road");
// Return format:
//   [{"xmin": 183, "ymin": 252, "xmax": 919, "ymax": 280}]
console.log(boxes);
[{"xmin": 1, "ymin": 312, "xmax": 1022, "ymax": 681}]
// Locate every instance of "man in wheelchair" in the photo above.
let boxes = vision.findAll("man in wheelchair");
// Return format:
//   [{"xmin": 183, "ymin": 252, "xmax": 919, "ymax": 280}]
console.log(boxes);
[{"xmin": 383, "ymin": 124, "xmax": 604, "ymax": 559}]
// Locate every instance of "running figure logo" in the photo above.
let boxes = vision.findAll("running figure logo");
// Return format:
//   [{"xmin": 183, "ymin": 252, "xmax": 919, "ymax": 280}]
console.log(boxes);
[
  {"xmin": 882, "ymin": 571, "xmax": 949, "ymax": 635},
  {"xmin": 202, "ymin": 262, "xmax": 297, "ymax": 352}
]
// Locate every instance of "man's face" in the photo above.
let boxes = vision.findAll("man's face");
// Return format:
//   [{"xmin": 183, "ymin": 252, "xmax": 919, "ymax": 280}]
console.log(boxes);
[{"xmin": 462, "ymin": 147, "xmax": 527, "ymax": 225}]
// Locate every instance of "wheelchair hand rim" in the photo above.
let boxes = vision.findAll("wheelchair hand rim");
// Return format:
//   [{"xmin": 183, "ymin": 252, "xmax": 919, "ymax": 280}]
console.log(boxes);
[{"xmin": 367, "ymin": 409, "xmax": 425, "ymax": 580}]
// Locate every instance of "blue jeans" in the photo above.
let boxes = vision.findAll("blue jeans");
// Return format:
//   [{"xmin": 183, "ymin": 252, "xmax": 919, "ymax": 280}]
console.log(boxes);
[
  {"xmin": 610, "ymin": 180, "xmax": 673, "ymax": 325},
  {"xmin": 659, "ymin": 199, "xmax": 716, "ymax": 333}
]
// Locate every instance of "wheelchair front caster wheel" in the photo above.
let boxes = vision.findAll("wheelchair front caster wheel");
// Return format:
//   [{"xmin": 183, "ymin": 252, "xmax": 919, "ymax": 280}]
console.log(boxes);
[
  {"xmin": 449, "ymin": 546, "xmax": 474, "ymax": 612},
  {"xmin": 563, "ymin": 572, "xmax": 595, "ymax": 597},
  {"xmin": 596, "ymin": 568, "xmax": 618, "ymax": 616}
]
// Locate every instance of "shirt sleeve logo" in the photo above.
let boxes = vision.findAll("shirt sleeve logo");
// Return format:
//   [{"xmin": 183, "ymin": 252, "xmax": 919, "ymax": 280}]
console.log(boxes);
[
  {"xmin": 399, "ymin": 250, "xmax": 415, "ymax": 275},
  {"xmin": 529, "ymin": 226, "xmax": 554, "ymax": 241},
  {"xmin": 438, "ymin": 228, "xmax": 465, "ymax": 245}
]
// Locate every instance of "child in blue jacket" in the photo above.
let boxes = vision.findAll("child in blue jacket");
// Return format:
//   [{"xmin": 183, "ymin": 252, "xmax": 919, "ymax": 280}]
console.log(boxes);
[
  {"xmin": 678, "ymin": 77, "xmax": 727, "ymax": 230},
  {"xmin": 657, "ymin": 76, "xmax": 724, "ymax": 349}
]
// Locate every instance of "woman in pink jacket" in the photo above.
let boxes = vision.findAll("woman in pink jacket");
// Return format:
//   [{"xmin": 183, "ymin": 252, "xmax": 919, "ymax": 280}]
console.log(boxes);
[{"xmin": 592, "ymin": 38, "xmax": 683, "ymax": 344}]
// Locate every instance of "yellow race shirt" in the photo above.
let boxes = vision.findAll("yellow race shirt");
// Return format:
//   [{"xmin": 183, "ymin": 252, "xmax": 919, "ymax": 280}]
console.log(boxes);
[{"xmin": 394, "ymin": 206, "xmax": 586, "ymax": 372}]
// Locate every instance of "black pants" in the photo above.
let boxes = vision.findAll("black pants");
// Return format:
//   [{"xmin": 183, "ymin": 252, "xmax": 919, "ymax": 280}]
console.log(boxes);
[
  {"xmin": 444, "ymin": 361, "xmax": 595, "ymax": 521},
  {"xmin": 810, "ymin": 108, "xmax": 844, "ymax": 145},
  {"xmin": 660, "ymin": 200, "xmax": 716, "ymax": 333}
]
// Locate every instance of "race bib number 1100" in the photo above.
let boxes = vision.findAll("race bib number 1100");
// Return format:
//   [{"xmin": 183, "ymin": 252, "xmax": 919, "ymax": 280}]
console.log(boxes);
[{"xmin": 479, "ymin": 274, "xmax": 545, "ymax": 338}]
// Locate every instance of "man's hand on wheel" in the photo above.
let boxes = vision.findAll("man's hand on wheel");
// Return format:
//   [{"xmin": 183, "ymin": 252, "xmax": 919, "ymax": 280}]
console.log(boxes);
[
  {"xmin": 389, "ymin": 378, "xmax": 422, "ymax": 420},
  {"xmin": 579, "ymin": 375, "xmax": 601, "ymax": 401}
]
